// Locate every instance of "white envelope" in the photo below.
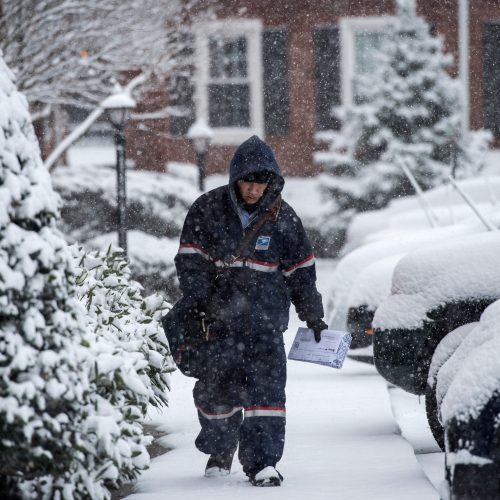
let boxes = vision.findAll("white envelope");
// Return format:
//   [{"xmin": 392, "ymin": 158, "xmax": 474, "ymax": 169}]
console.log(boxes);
[{"xmin": 288, "ymin": 327, "xmax": 352, "ymax": 369}]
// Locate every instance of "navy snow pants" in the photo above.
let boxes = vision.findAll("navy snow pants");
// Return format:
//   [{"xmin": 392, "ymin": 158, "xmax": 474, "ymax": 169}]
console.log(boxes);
[{"xmin": 193, "ymin": 331, "xmax": 287, "ymax": 476}]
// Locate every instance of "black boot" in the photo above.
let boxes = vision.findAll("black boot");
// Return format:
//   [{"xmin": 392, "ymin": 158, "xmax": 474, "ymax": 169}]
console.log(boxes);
[{"xmin": 204, "ymin": 450, "xmax": 235, "ymax": 477}]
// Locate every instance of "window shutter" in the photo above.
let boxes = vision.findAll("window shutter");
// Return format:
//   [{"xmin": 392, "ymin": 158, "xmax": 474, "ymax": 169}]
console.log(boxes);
[
  {"xmin": 483, "ymin": 23, "xmax": 500, "ymax": 138},
  {"xmin": 262, "ymin": 28, "xmax": 289, "ymax": 136},
  {"xmin": 313, "ymin": 26, "xmax": 341, "ymax": 131},
  {"xmin": 169, "ymin": 34, "xmax": 195, "ymax": 136}
]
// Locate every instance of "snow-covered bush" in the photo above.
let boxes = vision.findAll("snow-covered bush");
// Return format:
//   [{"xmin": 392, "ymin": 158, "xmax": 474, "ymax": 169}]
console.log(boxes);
[
  {"xmin": 69, "ymin": 245, "xmax": 173, "ymax": 497},
  {"xmin": 52, "ymin": 163, "xmax": 196, "ymax": 243},
  {"xmin": 0, "ymin": 51, "xmax": 173, "ymax": 499},
  {"xmin": 52, "ymin": 162, "xmax": 198, "ymax": 298},
  {"xmin": 86, "ymin": 231, "xmax": 180, "ymax": 301},
  {"xmin": 316, "ymin": 0, "xmax": 490, "ymax": 239},
  {"xmin": 0, "ymin": 51, "xmax": 92, "ymax": 497},
  {"xmin": 76, "ymin": 245, "xmax": 173, "ymax": 408}
]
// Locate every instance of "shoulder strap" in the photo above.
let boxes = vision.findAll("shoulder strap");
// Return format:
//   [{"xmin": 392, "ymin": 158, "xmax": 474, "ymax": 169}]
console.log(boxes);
[{"xmin": 225, "ymin": 195, "xmax": 282, "ymax": 265}]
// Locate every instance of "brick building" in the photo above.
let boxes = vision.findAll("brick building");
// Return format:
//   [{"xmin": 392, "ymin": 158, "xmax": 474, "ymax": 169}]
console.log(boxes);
[{"xmin": 125, "ymin": 0, "xmax": 500, "ymax": 177}]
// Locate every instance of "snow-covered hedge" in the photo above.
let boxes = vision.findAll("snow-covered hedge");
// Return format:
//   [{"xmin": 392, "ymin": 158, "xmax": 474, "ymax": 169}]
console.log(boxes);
[
  {"xmin": 52, "ymin": 162, "xmax": 197, "ymax": 243},
  {"xmin": 0, "ymin": 52, "xmax": 173, "ymax": 499},
  {"xmin": 68, "ymin": 245, "xmax": 173, "ymax": 499},
  {"xmin": 76, "ymin": 245, "xmax": 172, "ymax": 408},
  {"xmin": 0, "ymin": 49, "xmax": 93, "ymax": 498},
  {"xmin": 86, "ymin": 230, "xmax": 180, "ymax": 300}
]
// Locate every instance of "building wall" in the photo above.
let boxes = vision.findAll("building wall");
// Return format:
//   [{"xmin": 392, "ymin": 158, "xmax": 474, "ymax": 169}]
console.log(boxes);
[
  {"xmin": 127, "ymin": 0, "xmax": 394, "ymax": 176},
  {"xmin": 126, "ymin": 0, "xmax": 500, "ymax": 177}
]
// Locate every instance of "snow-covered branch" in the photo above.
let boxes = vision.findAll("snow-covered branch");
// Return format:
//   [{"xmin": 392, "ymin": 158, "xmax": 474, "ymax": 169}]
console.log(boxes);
[
  {"xmin": 0, "ymin": 0, "xmax": 214, "ymax": 110},
  {"xmin": 45, "ymin": 107, "xmax": 104, "ymax": 172}
]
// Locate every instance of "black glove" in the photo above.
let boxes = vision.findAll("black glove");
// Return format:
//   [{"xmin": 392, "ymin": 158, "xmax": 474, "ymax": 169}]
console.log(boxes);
[
  {"xmin": 306, "ymin": 319, "xmax": 328, "ymax": 343},
  {"xmin": 187, "ymin": 299, "xmax": 209, "ymax": 319},
  {"xmin": 183, "ymin": 300, "xmax": 216, "ymax": 342}
]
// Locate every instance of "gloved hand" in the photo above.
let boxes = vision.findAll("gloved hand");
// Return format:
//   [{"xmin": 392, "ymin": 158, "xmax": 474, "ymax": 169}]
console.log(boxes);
[
  {"xmin": 184, "ymin": 299, "xmax": 217, "ymax": 342},
  {"xmin": 187, "ymin": 299, "xmax": 209, "ymax": 319},
  {"xmin": 306, "ymin": 318, "xmax": 328, "ymax": 343}
]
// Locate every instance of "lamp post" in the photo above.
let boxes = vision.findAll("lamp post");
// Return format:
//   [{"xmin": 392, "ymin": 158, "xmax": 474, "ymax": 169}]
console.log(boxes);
[
  {"xmin": 101, "ymin": 85, "xmax": 135, "ymax": 257},
  {"xmin": 187, "ymin": 119, "xmax": 213, "ymax": 191}
]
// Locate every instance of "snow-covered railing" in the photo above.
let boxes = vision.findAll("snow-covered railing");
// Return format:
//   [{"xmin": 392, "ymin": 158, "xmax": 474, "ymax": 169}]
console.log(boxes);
[
  {"xmin": 44, "ymin": 72, "xmax": 148, "ymax": 172},
  {"xmin": 399, "ymin": 161, "xmax": 439, "ymax": 228},
  {"xmin": 448, "ymin": 175, "xmax": 497, "ymax": 231}
]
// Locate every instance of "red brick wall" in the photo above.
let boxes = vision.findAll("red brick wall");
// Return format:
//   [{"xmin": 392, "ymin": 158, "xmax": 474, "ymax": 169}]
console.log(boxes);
[
  {"xmin": 127, "ymin": 0, "xmax": 395, "ymax": 177},
  {"xmin": 126, "ymin": 0, "xmax": 500, "ymax": 176}
]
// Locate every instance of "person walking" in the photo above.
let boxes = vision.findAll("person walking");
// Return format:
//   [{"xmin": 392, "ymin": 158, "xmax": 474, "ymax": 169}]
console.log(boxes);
[{"xmin": 174, "ymin": 135, "xmax": 327, "ymax": 486}]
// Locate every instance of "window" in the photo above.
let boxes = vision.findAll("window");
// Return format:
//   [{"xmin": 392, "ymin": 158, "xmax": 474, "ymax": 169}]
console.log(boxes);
[
  {"xmin": 208, "ymin": 37, "xmax": 250, "ymax": 128},
  {"xmin": 194, "ymin": 20, "xmax": 263, "ymax": 144},
  {"xmin": 340, "ymin": 17, "xmax": 393, "ymax": 105},
  {"xmin": 313, "ymin": 26, "xmax": 341, "ymax": 131}
]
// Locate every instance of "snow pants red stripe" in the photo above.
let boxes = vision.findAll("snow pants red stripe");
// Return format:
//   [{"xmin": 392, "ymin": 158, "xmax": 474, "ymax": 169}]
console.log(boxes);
[{"xmin": 193, "ymin": 333, "xmax": 287, "ymax": 476}]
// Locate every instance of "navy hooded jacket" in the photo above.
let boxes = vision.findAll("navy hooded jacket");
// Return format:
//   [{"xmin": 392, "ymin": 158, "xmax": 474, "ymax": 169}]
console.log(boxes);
[{"xmin": 174, "ymin": 135, "xmax": 324, "ymax": 337}]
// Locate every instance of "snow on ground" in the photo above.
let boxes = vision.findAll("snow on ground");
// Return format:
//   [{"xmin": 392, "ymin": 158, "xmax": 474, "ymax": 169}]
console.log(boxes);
[
  {"xmin": 67, "ymin": 137, "xmax": 116, "ymax": 167},
  {"xmin": 125, "ymin": 259, "xmax": 442, "ymax": 500},
  {"xmin": 55, "ymin": 156, "xmax": 447, "ymax": 497},
  {"xmin": 388, "ymin": 387, "xmax": 444, "ymax": 491}
]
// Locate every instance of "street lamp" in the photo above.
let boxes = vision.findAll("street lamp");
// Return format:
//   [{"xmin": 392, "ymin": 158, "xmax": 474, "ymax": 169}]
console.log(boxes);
[
  {"xmin": 187, "ymin": 119, "xmax": 213, "ymax": 191},
  {"xmin": 101, "ymin": 85, "xmax": 136, "ymax": 257}
]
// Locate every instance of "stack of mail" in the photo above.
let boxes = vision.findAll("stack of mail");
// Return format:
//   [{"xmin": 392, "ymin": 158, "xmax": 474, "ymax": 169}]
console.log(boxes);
[{"xmin": 288, "ymin": 327, "xmax": 352, "ymax": 369}]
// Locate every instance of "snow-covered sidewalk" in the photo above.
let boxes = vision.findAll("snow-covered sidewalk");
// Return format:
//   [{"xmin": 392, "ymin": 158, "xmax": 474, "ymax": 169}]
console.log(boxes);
[{"xmin": 126, "ymin": 260, "xmax": 441, "ymax": 500}]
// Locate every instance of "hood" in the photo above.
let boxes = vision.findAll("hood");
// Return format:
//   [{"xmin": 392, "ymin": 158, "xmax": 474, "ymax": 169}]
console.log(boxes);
[{"xmin": 229, "ymin": 135, "xmax": 284, "ymax": 205}]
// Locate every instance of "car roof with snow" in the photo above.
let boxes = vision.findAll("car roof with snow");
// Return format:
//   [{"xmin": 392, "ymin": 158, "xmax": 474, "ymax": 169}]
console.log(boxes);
[
  {"xmin": 346, "ymin": 253, "xmax": 404, "ymax": 311},
  {"xmin": 373, "ymin": 231, "xmax": 500, "ymax": 331},
  {"xmin": 345, "ymin": 176, "xmax": 500, "ymax": 252},
  {"xmin": 327, "ymin": 220, "xmax": 492, "ymax": 330}
]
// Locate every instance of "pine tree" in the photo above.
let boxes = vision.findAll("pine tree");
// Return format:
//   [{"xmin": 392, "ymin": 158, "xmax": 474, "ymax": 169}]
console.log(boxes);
[
  {"xmin": 0, "ymin": 50, "xmax": 175, "ymax": 499},
  {"xmin": 318, "ymin": 0, "xmax": 489, "ymax": 226},
  {"xmin": 0, "ymin": 53, "xmax": 91, "ymax": 496}
]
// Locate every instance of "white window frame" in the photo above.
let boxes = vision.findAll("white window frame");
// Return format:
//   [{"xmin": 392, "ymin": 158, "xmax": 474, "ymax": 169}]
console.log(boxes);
[
  {"xmin": 340, "ymin": 16, "xmax": 394, "ymax": 106},
  {"xmin": 193, "ymin": 19, "xmax": 264, "ymax": 145}
]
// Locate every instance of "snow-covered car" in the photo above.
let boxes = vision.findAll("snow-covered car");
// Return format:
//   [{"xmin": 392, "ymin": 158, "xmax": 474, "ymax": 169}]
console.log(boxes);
[
  {"xmin": 328, "ymin": 216, "xmax": 492, "ymax": 359},
  {"xmin": 425, "ymin": 322, "xmax": 478, "ymax": 450},
  {"xmin": 372, "ymin": 231, "xmax": 500, "ymax": 397},
  {"xmin": 327, "ymin": 176, "xmax": 500, "ymax": 355},
  {"xmin": 344, "ymin": 254, "xmax": 403, "ymax": 361},
  {"xmin": 344, "ymin": 176, "xmax": 500, "ymax": 253},
  {"xmin": 435, "ymin": 300, "xmax": 500, "ymax": 499},
  {"xmin": 327, "ymin": 224, "xmax": 476, "ymax": 333}
]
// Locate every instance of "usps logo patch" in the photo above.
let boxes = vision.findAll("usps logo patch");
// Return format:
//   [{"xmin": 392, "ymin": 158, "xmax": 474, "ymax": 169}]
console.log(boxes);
[{"xmin": 255, "ymin": 235, "xmax": 271, "ymax": 251}]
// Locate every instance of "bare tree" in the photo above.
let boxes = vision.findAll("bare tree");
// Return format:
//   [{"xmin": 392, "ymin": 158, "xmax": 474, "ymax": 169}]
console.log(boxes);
[{"xmin": 0, "ymin": 0, "xmax": 213, "ymax": 120}]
